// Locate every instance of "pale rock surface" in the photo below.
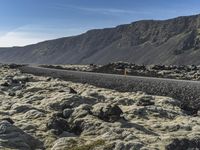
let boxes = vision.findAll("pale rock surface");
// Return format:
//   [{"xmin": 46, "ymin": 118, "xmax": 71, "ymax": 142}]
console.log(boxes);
[{"xmin": 0, "ymin": 65, "xmax": 200, "ymax": 149}]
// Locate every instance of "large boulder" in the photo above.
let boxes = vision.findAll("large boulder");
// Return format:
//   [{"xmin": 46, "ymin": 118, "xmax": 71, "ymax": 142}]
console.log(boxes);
[
  {"xmin": 46, "ymin": 117, "xmax": 69, "ymax": 135},
  {"xmin": 92, "ymin": 103, "xmax": 123, "ymax": 122},
  {"xmin": 0, "ymin": 120, "xmax": 43, "ymax": 150}
]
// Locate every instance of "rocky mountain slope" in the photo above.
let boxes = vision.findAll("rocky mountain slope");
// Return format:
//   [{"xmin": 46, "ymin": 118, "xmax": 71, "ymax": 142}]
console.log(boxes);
[
  {"xmin": 1, "ymin": 65, "xmax": 200, "ymax": 149},
  {"xmin": 1, "ymin": 14, "xmax": 200, "ymax": 64}
]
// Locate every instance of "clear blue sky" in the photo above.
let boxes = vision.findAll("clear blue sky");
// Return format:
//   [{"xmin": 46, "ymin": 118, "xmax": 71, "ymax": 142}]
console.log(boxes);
[{"xmin": 0, "ymin": 0, "xmax": 200, "ymax": 47}]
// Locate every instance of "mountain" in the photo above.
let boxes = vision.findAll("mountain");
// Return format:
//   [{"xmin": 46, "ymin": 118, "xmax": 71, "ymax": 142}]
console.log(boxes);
[{"xmin": 1, "ymin": 14, "xmax": 200, "ymax": 65}]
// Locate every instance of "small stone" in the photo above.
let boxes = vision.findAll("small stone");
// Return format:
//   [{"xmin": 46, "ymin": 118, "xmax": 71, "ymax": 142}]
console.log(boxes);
[
  {"xmin": 69, "ymin": 87, "xmax": 78, "ymax": 94},
  {"xmin": 63, "ymin": 108, "xmax": 73, "ymax": 118},
  {"xmin": 196, "ymin": 110, "xmax": 200, "ymax": 116},
  {"xmin": 11, "ymin": 104, "xmax": 32, "ymax": 113},
  {"xmin": 1, "ymin": 118, "xmax": 14, "ymax": 124},
  {"xmin": 8, "ymin": 91, "xmax": 16, "ymax": 97},
  {"xmin": 46, "ymin": 77, "xmax": 52, "ymax": 81},
  {"xmin": 0, "ymin": 121, "xmax": 10, "ymax": 134},
  {"xmin": 136, "ymin": 96, "xmax": 154, "ymax": 106},
  {"xmin": 0, "ymin": 81, "xmax": 9, "ymax": 87}
]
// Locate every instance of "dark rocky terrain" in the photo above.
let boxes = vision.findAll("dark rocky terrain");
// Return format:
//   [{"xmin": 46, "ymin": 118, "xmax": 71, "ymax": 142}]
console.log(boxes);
[
  {"xmin": 1, "ymin": 14, "xmax": 200, "ymax": 64},
  {"xmin": 1, "ymin": 65, "xmax": 200, "ymax": 149}
]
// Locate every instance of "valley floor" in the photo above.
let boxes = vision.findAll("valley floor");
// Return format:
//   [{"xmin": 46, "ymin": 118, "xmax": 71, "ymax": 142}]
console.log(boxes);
[{"xmin": 0, "ymin": 65, "xmax": 200, "ymax": 149}]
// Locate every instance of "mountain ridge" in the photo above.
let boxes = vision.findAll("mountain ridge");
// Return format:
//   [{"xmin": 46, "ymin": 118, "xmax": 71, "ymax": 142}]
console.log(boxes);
[{"xmin": 1, "ymin": 14, "xmax": 200, "ymax": 64}]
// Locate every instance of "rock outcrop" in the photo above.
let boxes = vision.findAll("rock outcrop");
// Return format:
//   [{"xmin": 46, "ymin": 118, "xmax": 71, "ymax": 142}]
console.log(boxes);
[{"xmin": 0, "ymin": 65, "xmax": 200, "ymax": 149}]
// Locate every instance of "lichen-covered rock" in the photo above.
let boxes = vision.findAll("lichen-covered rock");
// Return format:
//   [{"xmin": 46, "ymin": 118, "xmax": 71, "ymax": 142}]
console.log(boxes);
[
  {"xmin": 46, "ymin": 117, "xmax": 69, "ymax": 135},
  {"xmin": 92, "ymin": 103, "xmax": 123, "ymax": 122},
  {"xmin": 13, "ymin": 75, "xmax": 30, "ymax": 83},
  {"xmin": 69, "ymin": 87, "xmax": 78, "ymax": 94},
  {"xmin": 136, "ymin": 96, "xmax": 155, "ymax": 106},
  {"xmin": 49, "ymin": 95, "xmax": 95, "ymax": 111},
  {"xmin": 0, "ymin": 121, "xmax": 43, "ymax": 149},
  {"xmin": 166, "ymin": 138, "xmax": 200, "ymax": 150},
  {"xmin": 63, "ymin": 108, "xmax": 73, "ymax": 118},
  {"xmin": 70, "ymin": 104, "xmax": 92, "ymax": 120},
  {"xmin": 112, "ymin": 140, "xmax": 143, "ymax": 150},
  {"xmin": 51, "ymin": 137, "xmax": 106, "ymax": 150},
  {"xmin": 1, "ymin": 65, "xmax": 200, "ymax": 149},
  {"xmin": 0, "ymin": 81, "xmax": 10, "ymax": 87},
  {"xmin": 51, "ymin": 137, "xmax": 79, "ymax": 150},
  {"xmin": 117, "ymin": 98, "xmax": 135, "ymax": 106},
  {"xmin": 24, "ymin": 109, "xmax": 45, "ymax": 119},
  {"xmin": 11, "ymin": 103, "xmax": 32, "ymax": 113},
  {"xmin": 8, "ymin": 91, "xmax": 16, "ymax": 97}
]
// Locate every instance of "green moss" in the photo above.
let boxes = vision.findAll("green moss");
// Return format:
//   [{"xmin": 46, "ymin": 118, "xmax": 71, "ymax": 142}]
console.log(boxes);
[
  {"xmin": 69, "ymin": 140, "xmax": 105, "ymax": 150},
  {"xmin": 197, "ymin": 28, "xmax": 200, "ymax": 33},
  {"xmin": 67, "ymin": 139, "xmax": 79, "ymax": 147},
  {"xmin": 103, "ymin": 143, "xmax": 115, "ymax": 150}
]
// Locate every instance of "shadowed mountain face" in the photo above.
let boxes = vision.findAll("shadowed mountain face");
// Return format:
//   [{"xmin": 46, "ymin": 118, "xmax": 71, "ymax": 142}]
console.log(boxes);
[{"xmin": 1, "ymin": 14, "xmax": 200, "ymax": 65}]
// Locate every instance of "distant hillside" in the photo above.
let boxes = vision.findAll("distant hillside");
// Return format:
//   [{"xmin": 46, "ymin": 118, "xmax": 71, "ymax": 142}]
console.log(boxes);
[{"xmin": 1, "ymin": 14, "xmax": 200, "ymax": 65}]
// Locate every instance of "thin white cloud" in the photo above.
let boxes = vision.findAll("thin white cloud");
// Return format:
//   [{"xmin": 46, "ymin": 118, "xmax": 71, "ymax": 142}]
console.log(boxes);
[
  {"xmin": 54, "ymin": 4, "xmax": 151, "ymax": 15},
  {"xmin": 76, "ymin": 7, "xmax": 147, "ymax": 15},
  {"xmin": 0, "ymin": 31, "xmax": 48, "ymax": 47},
  {"xmin": 0, "ymin": 25, "xmax": 87, "ymax": 47}
]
